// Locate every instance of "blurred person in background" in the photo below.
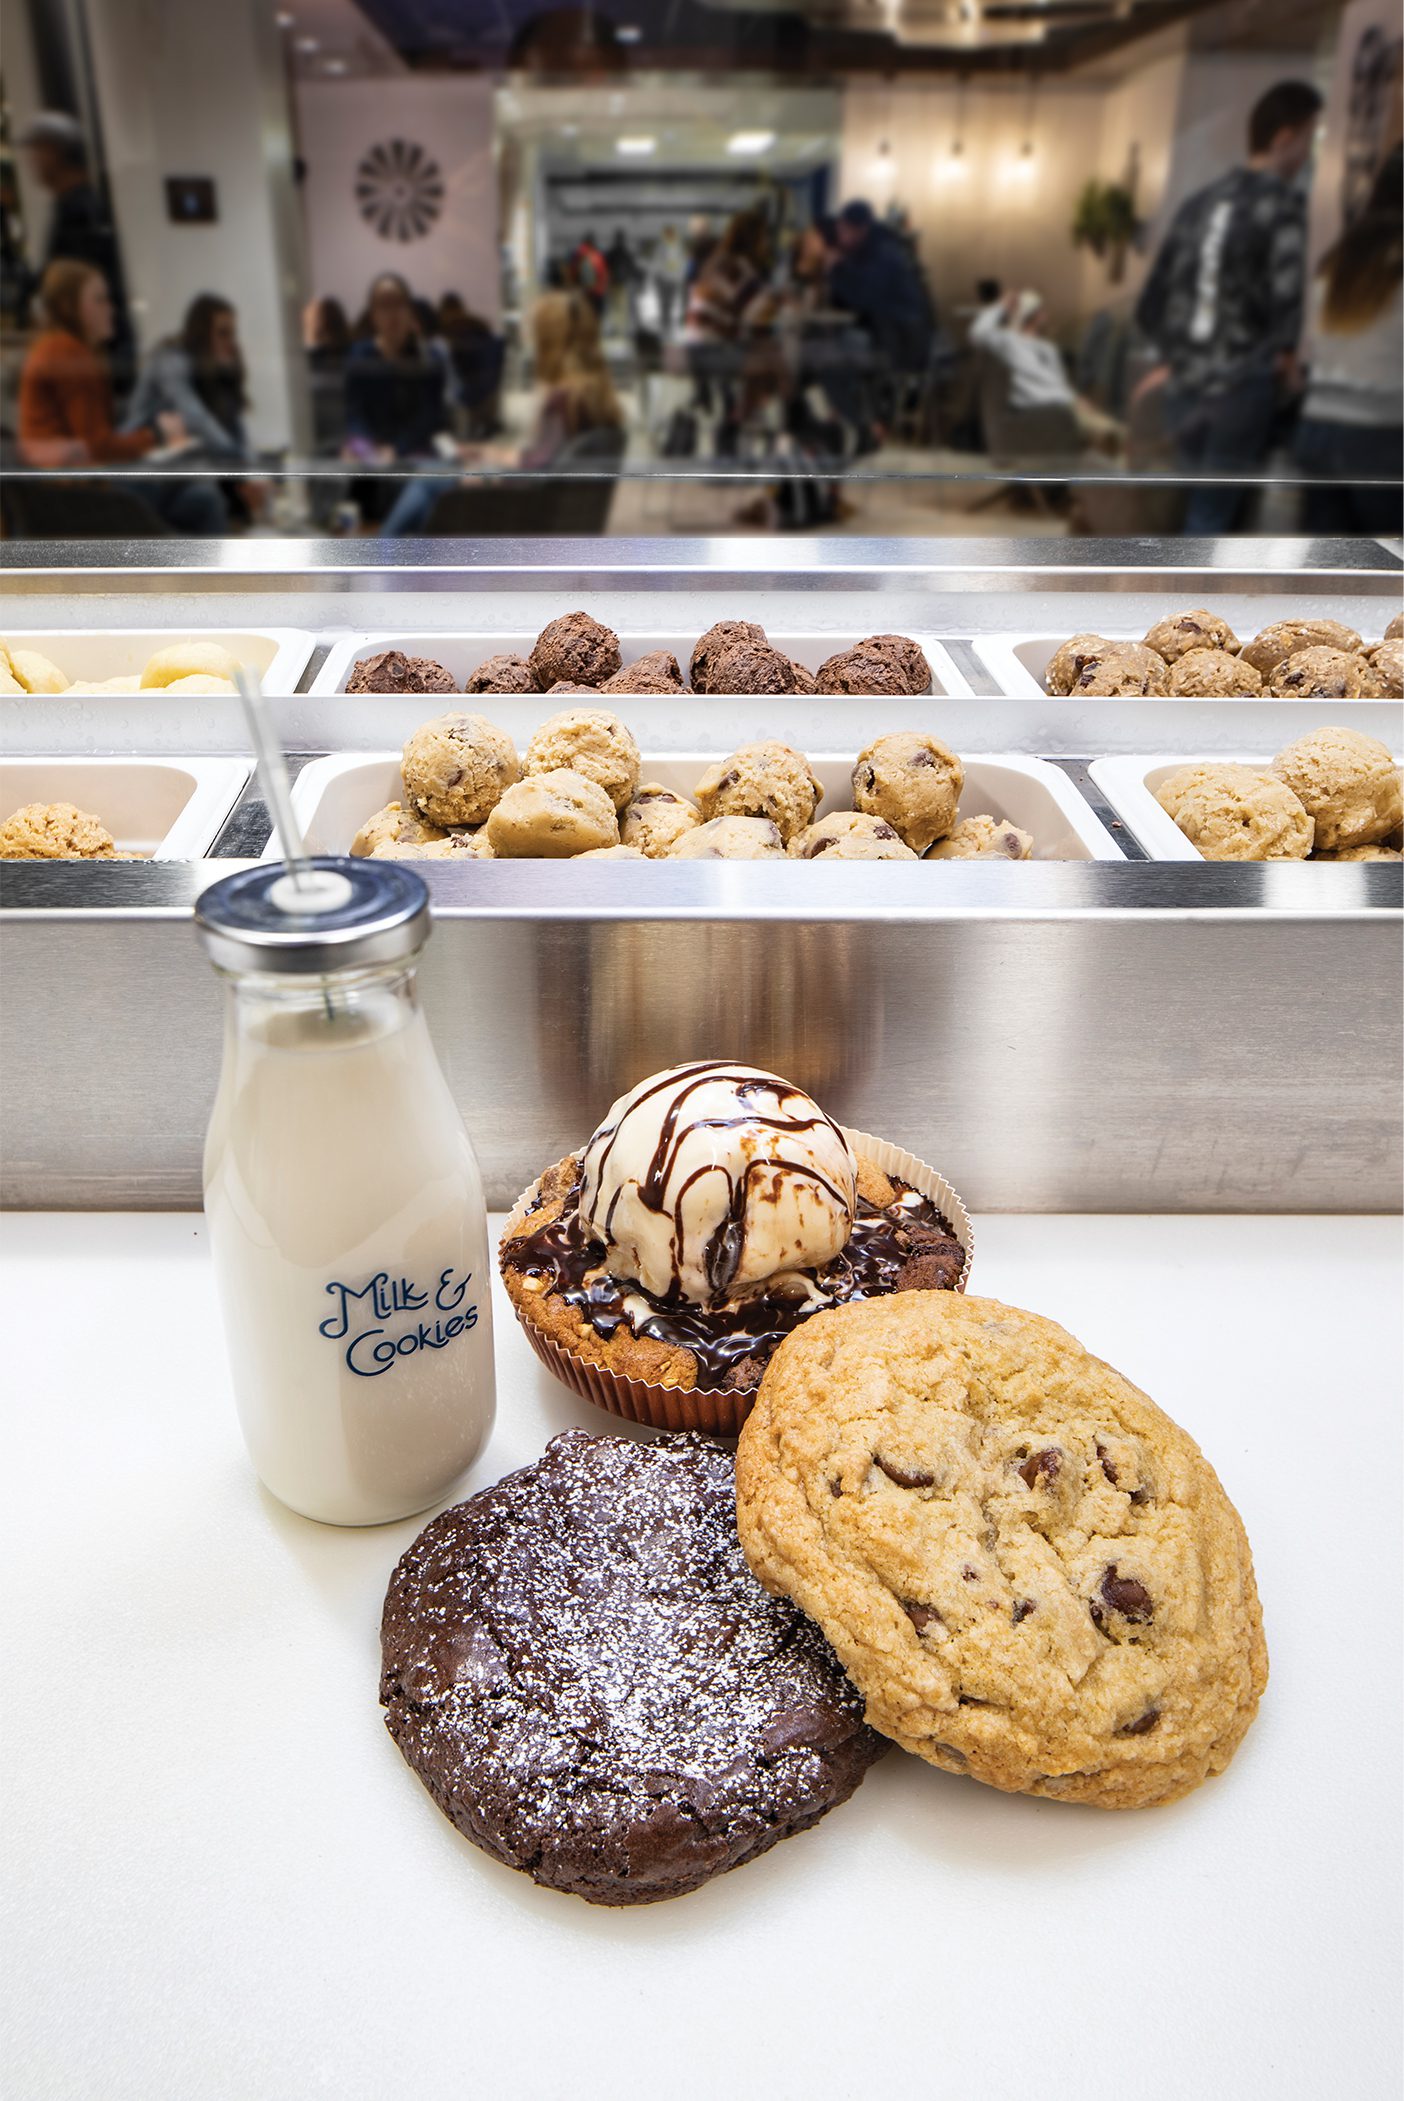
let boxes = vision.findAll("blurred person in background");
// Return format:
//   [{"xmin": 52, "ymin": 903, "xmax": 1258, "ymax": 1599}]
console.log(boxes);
[
  {"xmin": 572, "ymin": 232, "xmax": 610, "ymax": 318},
  {"xmin": 683, "ymin": 207, "xmax": 774, "ymax": 453},
  {"xmin": 1134, "ymin": 79, "xmax": 1323, "ymax": 535},
  {"xmin": 970, "ymin": 289, "xmax": 1121, "ymax": 449},
  {"xmin": 19, "ymin": 112, "xmax": 134, "ymax": 388},
  {"xmin": 437, "ymin": 292, "xmax": 505, "ymax": 438},
  {"xmin": 343, "ymin": 273, "xmax": 452, "ymax": 522},
  {"xmin": 653, "ymin": 224, "xmax": 688, "ymax": 332},
  {"xmin": 303, "ymin": 296, "xmax": 351, "ymax": 374},
  {"xmin": 825, "ymin": 200, "xmax": 934, "ymax": 452},
  {"xmin": 126, "ymin": 294, "xmax": 251, "ymax": 464},
  {"xmin": 1293, "ymin": 147, "xmax": 1402, "ymax": 536}
]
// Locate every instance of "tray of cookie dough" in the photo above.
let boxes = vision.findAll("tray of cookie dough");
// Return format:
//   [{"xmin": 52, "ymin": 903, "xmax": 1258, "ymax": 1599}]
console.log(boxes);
[
  {"xmin": 0, "ymin": 756, "xmax": 251, "ymax": 861},
  {"xmin": 0, "ymin": 629, "xmax": 315, "ymax": 697},
  {"xmin": 973, "ymin": 608, "xmax": 1404, "ymax": 700},
  {"xmin": 312, "ymin": 611, "xmax": 972, "ymax": 700}
]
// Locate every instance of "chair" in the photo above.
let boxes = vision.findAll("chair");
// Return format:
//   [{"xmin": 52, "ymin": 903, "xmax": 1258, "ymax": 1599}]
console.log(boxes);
[
  {"xmin": 422, "ymin": 426, "xmax": 625, "ymax": 536},
  {"xmin": 0, "ymin": 446, "xmax": 173, "ymax": 539}
]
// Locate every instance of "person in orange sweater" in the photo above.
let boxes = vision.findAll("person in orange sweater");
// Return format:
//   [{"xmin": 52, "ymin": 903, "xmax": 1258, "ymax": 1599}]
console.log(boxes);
[{"xmin": 19, "ymin": 259, "xmax": 225, "ymax": 532}]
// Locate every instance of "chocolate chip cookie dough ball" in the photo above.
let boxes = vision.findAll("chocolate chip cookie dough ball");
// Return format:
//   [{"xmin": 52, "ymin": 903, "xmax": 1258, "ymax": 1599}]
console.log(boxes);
[
  {"xmin": 694, "ymin": 741, "xmax": 822, "ymax": 843},
  {"xmin": 0, "ymin": 800, "xmax": 118, "ymax": 859},
  {"xmin": 1272, "ymin": 728, "xmax": 1402, "ymax": 851},
  {"xmin": 1314, "ymin": 842, "xmax": 1402, "ymax": 861},
  {"xmin": 620, "ymin": 785, "xmax": 701, "ymax": 857},
  {"xmin": 347, "ymin": 649, "xmax": 457, "ymax": 696},
  {"xmin": 378, "ymin": 829, "xmax": 495, "ymax": 861},
  {"xmin": 1239, "ymin": 618, "xmax": 1362, "ymax": 678},
  {"xmin": 577, "ymin": 844, "xmax": 647, "ymax": 859},
  {"xmin": 689, "ymin": 620, "xmax": 767, "ymax": 692},
  {"xmin": 1270, "ymin": 646, "xmax": 1381, "ymax": 699},
  {"xmin": 669, "ymin": 816, "xmax": 786, "ymax": 859},
  {"xmin": 351, "ymin": 801, "xmax": 447, "ymax": 857},
  {"xmin": 525, "ymin": 707, "xmax": 641, "ymax": 811},
  {"xmin": 1363, "ymin": 639, "xmax": 1403, "ymax": 697},
  {"xmin": 706, "ymin": 640, "xmax": 803, "ymax": 694},
  {"xmin": 1068, "ymin": 643, "xmax": 1169, "ymax": 696},
  {"xmin": 788, "ymin": 812, "xmax": 917, "ymax": 861},
  {"xmin": 1044, "ymin": 633, "xmax": 1121, "ymax": 695},
  {"xmin": 851, "ymin": 732, "xmax": 963, "ymax": 854},
  {"xmin": 486, "ymin": 769, "xmax": 619, "ymax": 858},
  {"xmin": 1386, "ymin": 611, "xmax": 1403, "ymax": 641},
  {"xmin": 930, "ymin": 815, "xmax": 1034, "ymax": 860},
  {"xmin": 814, "ymin": 634, "xmax": 932, "ymax": 695},
  {"xmin": 1169, "ymin": 649, "xmax": 1264, "ymax": 698},
  {"xmin": 402, "ymin": 712, "xmax": 521, "ymax": 827},
  {"xmin": 601, "ymin": 651, "xmax": 685, "ymax": 694},
  {"xmin": 1155, "ymin": 764, "xmax": 1312, "ymax": 860},
  {"xmin": 1142, "ymin": 608, "xmax": 1240, "ymax": 662},
  {"xmin": 529, "ymin": 612, "xmax": 622, "ymax": 690},
  {"xmin": 464, "ymin": 653, "xmax": 537, "ymax": 694}
]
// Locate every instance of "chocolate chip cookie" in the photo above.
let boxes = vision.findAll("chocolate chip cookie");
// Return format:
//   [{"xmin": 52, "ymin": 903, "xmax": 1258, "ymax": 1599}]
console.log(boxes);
[
  {"xmin": 380, "ymin": 1431, "xmax": 884, "ymax": 1905},
  {"xmin": 736, "ymin": 1293, "xmax": 1267, "ymax": 1810}
]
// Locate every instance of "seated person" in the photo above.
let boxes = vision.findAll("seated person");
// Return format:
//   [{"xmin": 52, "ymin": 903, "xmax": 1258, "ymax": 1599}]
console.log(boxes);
[
  {"xmin": 125, "ymin": 293, "xmax": 252, "ymax": 463},
  {"xmin": 970, "ymin": 289, "xmax": 1121, "ymax": 449}
]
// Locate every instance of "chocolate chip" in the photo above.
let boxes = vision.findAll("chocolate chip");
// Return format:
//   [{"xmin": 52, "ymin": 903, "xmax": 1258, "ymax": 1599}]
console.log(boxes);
[
  {"xmin": 1118, "ymin": 1707, "xmax": 1160, "ymax": 1736},
  {"xmin": 828, "ymin": 1477, "xmax": 843, "ymax": 1498},
  {"xmin": 956, "ymin": 1693, "xmax": 989, "ymax": 1707},
  {"xmin": 718, "ymin": 770, "xmax": 739, "ymax": 790},
  {"xmin": 858, "ymin": 765, "xmax": 876, "ymax": 794},
  {"xmin": 1018, "ymin": 1447, "xmax": 1061, "ymax": 1491},
  {"xmin": 1130, "ymin": 1486, "xmax": 1150, "ymax": 1506},
  {"xmin": 806, "ymin": 836, "xmax": 837, "ymax": 857},
  {"xmin": 932, "ymin": 1741, "xmax": 967, "ymax": 1764},
  {"xmin": 1001, "ymin": 832, "xmax": 1022, "ymax": 858},
  {"xmin": 1012, "ymin": 1598, "xmax": 1036, "ymax": 1624},
  {"xmin": 445, "ymin": 767, "xmax": 463, "ymax": 788},
  {"xmin": 875, "ymin": 1455, "xmax": 935, "ymax": 1489},
  {"xmin": 901, "ymin": 1600, "xmax": 941, "ymax": 1633},
  {"xmin": 874, "ymin": 821, "xmax": 898, "ymax": 839},
  {"xmin": 1096, "ymin": 1442, "xmax": 1119, "ymax": 1486},
  {"xmin": 911, "ymin": 749, "xmax": 934, "ymax": 768},
  {"xmin": 1094, "ymin": 1564, "xmax": 1153, "ymax": 1624},
  {"xmin": 962, "ymin": 1564, "xmax": 979, "ymax": 1582}
]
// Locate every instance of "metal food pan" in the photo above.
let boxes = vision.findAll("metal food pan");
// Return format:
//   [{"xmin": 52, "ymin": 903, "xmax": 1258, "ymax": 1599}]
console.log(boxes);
[
  {"xmin": 1091, "ymin": 751, "xmax": 1404, "ymax": 861},
  {"xmin": 0, "ymin": 627, "xmax": 315, "ymax": 695},
  {"xmin": 0, "ymin": 757, "xmax": 250, "ymax": 860}
]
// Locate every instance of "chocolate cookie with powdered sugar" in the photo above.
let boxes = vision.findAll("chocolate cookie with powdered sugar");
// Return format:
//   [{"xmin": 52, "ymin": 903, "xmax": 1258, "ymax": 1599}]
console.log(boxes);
[{"xmin": 379, "ymin": 1431, "xmax": 883, "ymax": 1904}]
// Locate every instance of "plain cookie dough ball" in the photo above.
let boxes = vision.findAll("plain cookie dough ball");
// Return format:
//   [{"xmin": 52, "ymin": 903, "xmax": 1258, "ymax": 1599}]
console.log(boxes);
[
  {"xmin": 0, "ymin": 800, "xmax": 117, "ymax": 859},
  {"xmin": 669, "ymin": 816, "xmax": 786, "ymax": 859},
  {"xmin": 694, "ymin": 741, "xmax": 821, "ymax": 842},
  {"xmin": 351, "ymin": 801, "xmax": 447, "ymax": 857},
  {"xmin": 814, "ymin": 634, "xmax": 932, "ymax": 695},
  {"xmin": 524, "ymin": 707, "xmax": 640, "ymax": 811},
  {"xmin": 788, "ymin": 812, "xmax": 917, "ymax": 861},
  {"xmin": 375, "ymin": 829, "xmax": 494, "ymax": 861},
  {"xmin": 1272, "ymin": 728, "xmax": 1402, "ymax": 851},
  {"xmin": 0, "ymin": 662, "xmax": 22, "ymax": 693},
  {"xmin": 1067, "ymin": 643, "xmax": 1169, "ymax": 696},
  {"xmin": 688, "ymin": 620, "xmax": 767, "ymax": 692},
  {"xmin": 1044, "ymin": 633, "xmax": 1120, "ymax": 694},
  {"xmin": 601, "ymin": 651, "xmax": 685, "ymax": 694},
  {"xmin": 401, "ymin": 712, "xmax": 521, "ymax": 827},
  {"xmin": 3, "ymin": 646, "xmax": 68, "ymax": 693},
  {"xmin": 929, "ymin": 815, "xmax": 1034, "ymax": 860},
  {"xmin": 140, "ymin": 642, "xmax": 243, "ymax": 689},
  {"xmin": 1155, "ymin": 764, "xmax": 1312, "ymax": 861},
  {"xmin": 851, "ymin": 731, "xmax": 963, "ymax": 854},
  {"xmin": 82, "ymin": 675, "xmax": 142, "ymax": 693},
  {"xmin": 1169, "ymin": 648, "xmax": 1264, "ymax": 697},
  {"xmin": 1143, "ymin": 609, "xmax": 1240, "ymax": 662},
  {"xmin": 164, "ymin": 674, "xmax": 239, "ymax": 693},
  {"xmin": 486, "ymin": 769, "xmax": 618, "ymax": 857},
  {"xmin": 1240, "ymin": 618, "xmax": 1362, "ymax": 678},
  {"xmin": 620, "ymin": 785, "xmax": 701, "ymax": 857},
  {"xmin": 464, "ymin": 653, "xmax": 537, "ymax": 694},
  {"xmin": 1314, "ymin": 843, "xmax": 1402, "ymax": 861},
  {"xmin": 1270, "ymin": 646, "xmax": 1381, "ymax": 699},
  {"xmin": 577, "ymin": 844, "xmax": 647, "ymax": 859},
  {"xmin": 1363, "ymin": 639, "xmax": 1403, "ymax": 697},
  {"xmin": 529, "ymin": 612, "xmax": 621, "ymax": 690}
]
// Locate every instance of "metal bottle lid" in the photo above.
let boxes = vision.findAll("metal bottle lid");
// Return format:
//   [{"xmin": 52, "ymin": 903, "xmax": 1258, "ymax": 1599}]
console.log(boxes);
[{"xmin": 194, "ymin": 857, "xmax": 431, "ymax": 976}]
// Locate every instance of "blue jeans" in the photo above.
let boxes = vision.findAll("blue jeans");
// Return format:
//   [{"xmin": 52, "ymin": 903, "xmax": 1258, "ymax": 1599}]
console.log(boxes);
[
  {"xmin": 1293, "ymin": 418, "xmax": 1404, "ymax": 537},
  {"xmin": 378, "ymin": 471, "xmax": 459, "ymax": 538},
  {"xmin": 131, "ymin": 474, "xmax": 228, "ymax": 535},
  {"xmin": 1165, "ymin": 372, "xmax": 1279, "ymax": 536}
]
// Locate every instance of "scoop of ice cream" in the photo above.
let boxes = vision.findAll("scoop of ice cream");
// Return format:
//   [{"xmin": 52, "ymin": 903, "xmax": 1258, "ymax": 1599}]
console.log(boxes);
[
  {"xmin": 579, "ymin": 1060, "xmax": 858, "ymax": 1307},
  {"xmin": 0, "ymin": 800, "xmax": 117, "ymax": 859}
]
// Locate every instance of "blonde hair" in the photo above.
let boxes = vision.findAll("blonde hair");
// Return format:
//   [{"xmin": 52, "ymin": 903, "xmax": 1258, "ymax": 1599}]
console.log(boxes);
[
  {"xmin": 530, "ymin": 291, "xmax": 622, "ymax": 431},
  {"xmin": 39, "ymin": 258, "xmax": 102, "ymax": 339}
]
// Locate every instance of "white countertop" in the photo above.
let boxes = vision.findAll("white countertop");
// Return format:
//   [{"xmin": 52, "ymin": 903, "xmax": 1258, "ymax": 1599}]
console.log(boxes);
[{"xmin": 3, "ymin": 1211, "xmax": 1399, "ymax": 2101}]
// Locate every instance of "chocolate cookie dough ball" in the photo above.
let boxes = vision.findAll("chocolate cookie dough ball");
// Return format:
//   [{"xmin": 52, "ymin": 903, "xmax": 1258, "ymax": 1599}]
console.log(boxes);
[
  {"xmin": 402, "ymin": 712, "xmax": 521, "ymax": 827},
  {"xmin": 577, "ymin": 844, "xmax": 647, "ymax": 859},
  {"xmin": 347, "ymin": 649, "xmax": 457, "ymax": 696},
  {"xmin": 1069, "ymin": 643, "xmax": 1169, "ymax": 696},
  {"xmin": 1143, "ymin": 608, "xmax": 1240, "ymax": 662},
  {"xmin": 930, "ymin": 815, "xmax": 1034, "ymax": 860},
  {"xmin": 486, "ymin": 769, "xmax": 619, "ymax": 858},
  {"xmin": 694, "ymin": 741, "xmax": 822, "ymax": 843},
  {"xmin": 1155, "ymin": 764, "xmax": 1312, "ymax": 861},
  {"xmin": 601, "ymin": 651, "xmax": 685, "ymax": 694},
  {"xmin": 669, "ymin": 816, "xmax": 786, "ymax": 859},
  {"xmin": 0, "ymin": 800, "xmax": 117, "ymax": 859},
  {"xmin": 788, "ymin": 812, "xmax": 917, "ymax": 861},
  {"xmin": 377, "ymin": 828, "xmax": 495, "ymax": 861},
  {"xmin": 464, "ymin": 653, "xmax": 537, "ymax": 695},
  {"xmin": 814, "ymin": 634, "xmax": 932, "ymax": 695},
  {"xmin": 1240, "ymin": 618, "xmax": 1362, "ymax": 678},
  {"xmin": 1169, "ymin": 649, "xmax": 1264, "ymax": 698},
  {"xmin": 1269, "ymin": 646, "xmax": 1381, "ymax": 699},
  {"xmin": 705, "ymin": 640, "xmax": 803, "ymax": 694},
  {"xmin": 788, "ymin": 659, "xmax": 817, "ymax": 696},
  {"xmin": 1386, "ymin": 611, "xmax": 1403, "ymax": 641},
  {"xmin": 1045, "ymin": 633, "xmax": 1120, "ymax": 695},
  {"xmin": 851, "ymin": 731, "xmax": 963, "ymax": 854},
  {"xmin": 1363, "ymin": 639, "xmax": 1403, "ymax": 697},
  {"xmin": 689, "ymin": 620, "xmax": 767, "ymax": 692},
  {"xmin": 621, "ymin": 785, "xmax": 701, "ymax": 857},
  {"xmin": 546, "ymin": 680, "xmax": 599, "ymax": 695},
  {"xmin": 1272, "ymin": 728, "xmax": 1402, "ymax": 851},
  {"xmin": 525, "ymin": 707, "xmax": 641, "ymax": 812},
  {"xmin": 1314, "ymin": 843, "xmax": 1402, "ymax": 861},
  {"xmin": 529, "ymin": 612, "xmax": 621, "ymax": 690},
  {"xmin": 351, "ymin": 801, "xmax": 446, "ymax": 857}
]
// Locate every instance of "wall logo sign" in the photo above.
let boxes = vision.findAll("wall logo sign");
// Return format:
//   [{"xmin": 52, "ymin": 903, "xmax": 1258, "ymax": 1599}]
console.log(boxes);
[{"xmin": 355, "ymin": 139, "xmax": 445, "ymax": 242}]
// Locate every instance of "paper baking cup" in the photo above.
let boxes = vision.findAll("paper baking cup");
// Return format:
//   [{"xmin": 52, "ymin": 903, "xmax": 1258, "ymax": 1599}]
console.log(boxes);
[{"xmin": 502, "ymin": 1127, "xmax": 972, "ymax": 1439}]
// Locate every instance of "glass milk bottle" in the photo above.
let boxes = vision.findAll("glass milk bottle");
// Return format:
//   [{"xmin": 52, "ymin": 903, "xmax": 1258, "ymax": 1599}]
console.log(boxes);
[{"xmin": 196, "ymin": 859, "xmax": 494, "ymax": 1525}]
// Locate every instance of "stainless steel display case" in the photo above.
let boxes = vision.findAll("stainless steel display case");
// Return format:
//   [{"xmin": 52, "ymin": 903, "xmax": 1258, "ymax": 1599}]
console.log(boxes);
[{"xmin": 3, "ymin": 535, "xmax": 1400, "ymax": 1214}]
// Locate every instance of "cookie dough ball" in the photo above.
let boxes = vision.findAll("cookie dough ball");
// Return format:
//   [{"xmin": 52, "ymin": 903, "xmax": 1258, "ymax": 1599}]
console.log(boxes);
[
  {"xmin": 377, "ymin": 828, "xmax": 494, "ymax": 861},
  {"xmin": 1044, "ymin": 633, "xmax": 1120, "ymax": 695},
  {"xmin": 851, "ymin": 732, "xmax": 963, "ymax": 855},
  {"xmin": 1386, "ymin": 611, "xmax": 1403, "ymax": 641},
  {"xmin": 577, "ymin": 844, "xmax": 647, "ymax": 859},
  {"xmin": 929, "ymin": 815, "xmax": 1034, "ymax": 860},
  {"xmin": 1169, "ymin": 649, "xmax": 1264, "ymax": 698},
  {"xmin": 669, "ymin": 816, "xmax": 786, "ymax": 859},
  {"xmin": 789, "ymin": 812, "xmax": 917, "ymax": 861},
  {"xmin": 140, "ymin": 642, "xmax": 244, "ymax": 690},
  {"xmin": 0, "ymin": 800, "xmax": 117, "ymax": 859},
  {"xmin": 1315, "ymin": 843, "xmax": 1402, "ymax": 862},
  {"xmin": 814, "ymin": 634, "xmax": 932, "ymax": 695},
  {"xmin": 689, "ymin": 620, "xmax": 767, "ymax": 692},
  {"xmin": 2, "ymin": 646, "xmax": 68, "ymax": 693},
  {"xmin": 401, "ymin": 712, "xmax": 521, "ymax": 827},
  {"xmin": 529, "ymin": 612, "xmax": 621, "ymax": 690},
  {"xmin": 620, "ymin": 785, "xmax": 701, "ymax": 857},
  {"xmin": 164, "ymin": 674, "xmax": 239, "ymax": 693},
  {"xmin": 1270, "ymin": 646, "xmax": 1381, "ymax": 699},
  {"xmin": 1069, "ymin": 643, "xmax": 1169, "ymax": 696},
  {"xmin": 1363, "ymin": 639, "xmax": 1403, "ymax": 697},
  {"xmin": 1155, "ymin": 764, "xmax": 1312, "ymax": 861},
  {"xmin": 601, "ymin": 651, "xmax": 685, "ymax": 694},
  {"xmin": 694, "ymin": 741, "xmax": 822, "ymax": 843},
  {"xmin": 346, "ymin": 649, "xmax": 456, "ymax": 696},
  {"xmin": 1240, "ymin": 618, "xmax": 1362, "ymax": 678},
  {"xmin": 351, "ymin": 801, "xmax": 447, "ymax": 857},
  {"xmin": 546, "ymin": 680, "xmax": 599, "ymax": 694},
  {"xmin": 486, "ymin": 769, "xmax": 618, "ymax": 857},
  {"xmin": 705, "ymin": 640, "xmax": 803, "ymax": 694},
  {"xmin": 525, "ymin": 707, "xmax": 640, "ymax": 811},
  {"xmin": 464, "ymin": 653, "xmax": 537, "ymax": 695},
  {"xmin": 82, "ymin": 675, "xmax": 142, "ymax": 693},
  {"xmin": 1143, "ymin": 609, "xmax": 1240, "ymax": 662},
  {"xmin": 0, "ymin": 660, "xmax": 22, "ymax": 693},
  {"xmin": 1272, "ymin": 728, "xmax": 1402, "ymax": 851}
]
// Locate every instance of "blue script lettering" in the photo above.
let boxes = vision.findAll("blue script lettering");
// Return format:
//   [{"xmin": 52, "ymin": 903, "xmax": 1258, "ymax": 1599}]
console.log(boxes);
[{"xmin": 322, "ymin": 1264, "xmax": 480, "ymax": 1377}]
